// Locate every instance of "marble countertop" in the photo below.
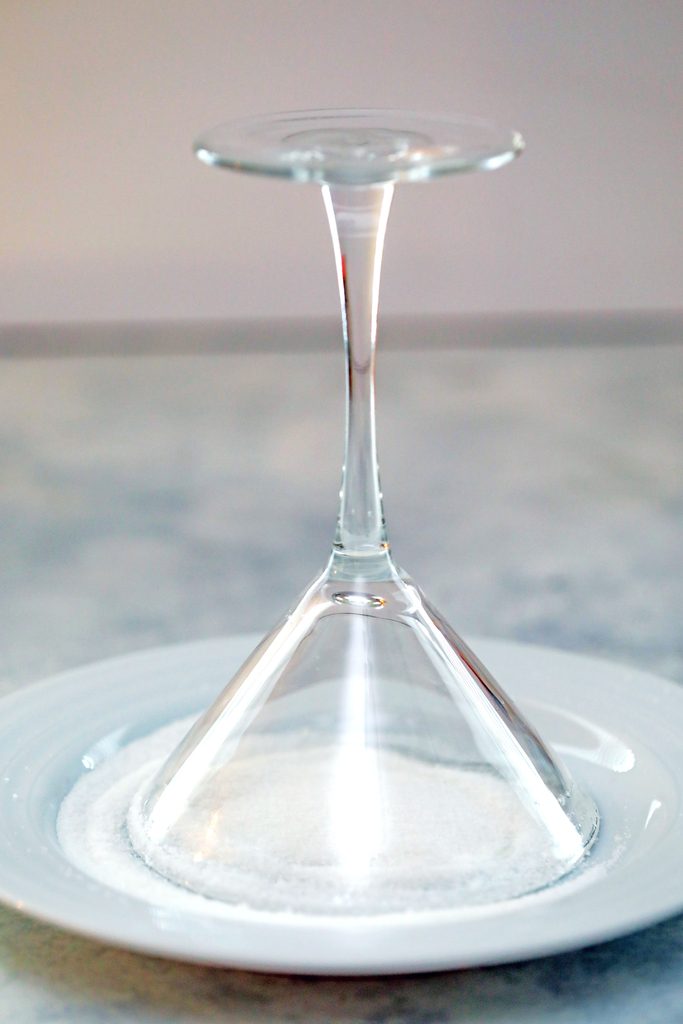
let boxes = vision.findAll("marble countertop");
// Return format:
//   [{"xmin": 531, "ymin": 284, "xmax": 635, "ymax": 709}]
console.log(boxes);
[{"xmin": 0, "ymin": 314, "xmax": 682, "ymax": 1022}]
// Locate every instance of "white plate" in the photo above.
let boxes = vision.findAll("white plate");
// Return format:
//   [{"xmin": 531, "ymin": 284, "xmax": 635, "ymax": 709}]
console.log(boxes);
[{"xmin": 0, "ymin": 635, "xmax": 682, "ymax": 975}]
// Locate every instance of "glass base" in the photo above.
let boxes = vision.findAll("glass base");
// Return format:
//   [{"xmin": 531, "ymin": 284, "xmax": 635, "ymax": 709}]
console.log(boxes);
[{"xmin": 195, "ymin": 108, "xmax": 524, "ymax": 185}]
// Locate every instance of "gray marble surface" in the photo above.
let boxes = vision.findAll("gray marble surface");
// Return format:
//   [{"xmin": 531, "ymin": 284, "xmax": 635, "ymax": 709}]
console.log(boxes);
[{"xmin": 0, "ymin": 317, "xmax": 682, "ymax": 1022}]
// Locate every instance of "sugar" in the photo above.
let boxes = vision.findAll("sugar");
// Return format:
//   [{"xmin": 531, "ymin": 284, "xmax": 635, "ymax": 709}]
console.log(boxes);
[
  {"xmin": 57, "ymin": 717, "xmax": 228, "ymax": 915},
  {"xmin": 58, "ymin": 716, "xmax": 581, "ymax": 917}
]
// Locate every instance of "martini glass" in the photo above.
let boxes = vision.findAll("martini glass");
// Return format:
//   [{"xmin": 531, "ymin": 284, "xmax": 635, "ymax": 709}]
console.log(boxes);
[{"xmin": 127, "ymin": 110, "xmax": 599, "ymax": 915}]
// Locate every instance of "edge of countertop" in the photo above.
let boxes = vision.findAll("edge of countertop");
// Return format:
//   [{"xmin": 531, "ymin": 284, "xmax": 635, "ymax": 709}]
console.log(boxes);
[{"xmin": 1, "ymin": 309, "xmax": 682, "ymax": 358}]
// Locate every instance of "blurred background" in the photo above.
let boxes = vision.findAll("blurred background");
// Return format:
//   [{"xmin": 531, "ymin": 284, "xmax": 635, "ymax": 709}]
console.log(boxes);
[
  {"xmin": 1, "ymin": 1, "xmax": 681, "ymax": 689},
  {"xmin": 2, "ymin": 0, "xmax": 682, "ymax": 324}
]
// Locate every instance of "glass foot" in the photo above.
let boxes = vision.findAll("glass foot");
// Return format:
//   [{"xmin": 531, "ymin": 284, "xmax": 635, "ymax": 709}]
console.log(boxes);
[{"xmin": 195, "ymin": 108, "xmax": 524, "ymax": 185}]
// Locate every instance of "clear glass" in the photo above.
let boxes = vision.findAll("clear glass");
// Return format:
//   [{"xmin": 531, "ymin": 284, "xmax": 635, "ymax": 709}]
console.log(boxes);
[{"xmin": 127, "ymin": 110, "xmax": 598, "ymax": 915}]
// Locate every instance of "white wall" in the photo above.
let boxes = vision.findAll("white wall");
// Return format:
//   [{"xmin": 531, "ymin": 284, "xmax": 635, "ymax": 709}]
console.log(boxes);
[{"xmin": 3, "ymin": 0, "xmax": 682, "ymax": 323}]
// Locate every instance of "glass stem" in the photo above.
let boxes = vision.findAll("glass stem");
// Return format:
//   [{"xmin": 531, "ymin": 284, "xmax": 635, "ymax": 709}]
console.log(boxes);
[{"xmin": 322, "ymin": 183, "xmax": 394, "ymax": 577}]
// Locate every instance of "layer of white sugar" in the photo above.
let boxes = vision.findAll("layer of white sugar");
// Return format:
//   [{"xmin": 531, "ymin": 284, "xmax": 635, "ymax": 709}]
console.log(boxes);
[
  {"xmin": 57, "ymin": 717, "xmax": 232, "ymax": 915},
  {"xmin": 58, "ymin": 716, "xmax": 586, "ymax": 917}
]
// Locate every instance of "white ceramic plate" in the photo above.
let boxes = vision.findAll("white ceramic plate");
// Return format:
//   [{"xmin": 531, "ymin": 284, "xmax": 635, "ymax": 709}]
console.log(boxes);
[{"xmin": 0, "ymin": 635, "xmax": 682, "ymax": 975}]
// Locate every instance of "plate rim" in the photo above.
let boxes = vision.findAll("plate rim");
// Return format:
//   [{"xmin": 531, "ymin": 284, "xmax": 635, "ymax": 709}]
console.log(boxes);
[{"xmin": 1, "ymin": 634, "xmax": 682, "ymax": 975}]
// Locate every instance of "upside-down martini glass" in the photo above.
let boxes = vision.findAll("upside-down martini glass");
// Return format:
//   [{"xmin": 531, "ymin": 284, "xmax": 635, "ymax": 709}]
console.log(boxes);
[{"xmin": 127, "ymin": 110, "xmax": 599, "ymax": 916}]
